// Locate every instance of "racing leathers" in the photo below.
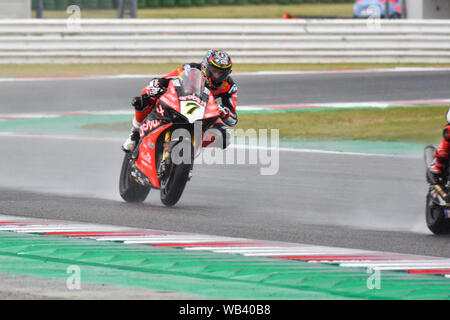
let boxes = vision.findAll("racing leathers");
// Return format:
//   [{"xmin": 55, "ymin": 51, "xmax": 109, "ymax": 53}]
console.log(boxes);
[{"xmin": 429, "ymin": 123, "xmax": 450, "ymax": 184}]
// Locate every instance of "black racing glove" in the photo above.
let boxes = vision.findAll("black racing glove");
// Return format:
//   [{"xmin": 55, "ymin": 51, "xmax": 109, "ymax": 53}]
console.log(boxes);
[
  {"xmin": 131, "ymin": 78, "xmax": 170, "ymax": 112},
  {"xmin": 131, "ymin": 94, "xmax": 151, "ymax": 112}
]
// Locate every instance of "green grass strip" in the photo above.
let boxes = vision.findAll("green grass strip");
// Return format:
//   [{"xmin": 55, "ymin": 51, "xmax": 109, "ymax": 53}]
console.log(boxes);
[
  {"xmin": 1, "ymin": 105, "xmax": 446, "ymax": 156},
  {"xmin": 35, "ymin": 4, "xmax": 354, "ymax": 19},
  {"xmin": 1, "ymin": 105, "xmax": 439, "ymax": 145},
  {"xmin": 237, "ymin": 105, "xmax": 450, "ymax": 144}
]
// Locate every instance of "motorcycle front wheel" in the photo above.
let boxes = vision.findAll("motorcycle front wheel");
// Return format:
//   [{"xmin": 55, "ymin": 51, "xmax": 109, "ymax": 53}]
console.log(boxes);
[
  {"xmin": 159, "ymin": 139, "xmax": 192, "ymax": 207},
  {"xmin": 160, "ymin": 162, "xmax": 191, "ymax": 207}
]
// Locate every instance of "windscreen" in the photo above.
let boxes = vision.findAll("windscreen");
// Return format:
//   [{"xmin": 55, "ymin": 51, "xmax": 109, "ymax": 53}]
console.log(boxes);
[{"xmin": 179, "ymin": 68, "xmax": 205, "ymax": 97}]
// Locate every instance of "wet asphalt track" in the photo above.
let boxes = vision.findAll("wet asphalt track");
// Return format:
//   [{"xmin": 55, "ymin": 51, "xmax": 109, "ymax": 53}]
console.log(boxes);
[{"xmin": 1, "ymin": 70, "xmax": 450, "ymax": 259}]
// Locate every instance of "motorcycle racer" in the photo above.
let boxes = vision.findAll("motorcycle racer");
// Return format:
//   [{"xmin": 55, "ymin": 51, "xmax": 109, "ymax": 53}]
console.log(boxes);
[
  {"xmin": 428, "ymin": 108, "xmax": 450, "ymax": 184},
  {"xmin": 122, "ymin": 49, "xmax": 238, "ymax": 152}
]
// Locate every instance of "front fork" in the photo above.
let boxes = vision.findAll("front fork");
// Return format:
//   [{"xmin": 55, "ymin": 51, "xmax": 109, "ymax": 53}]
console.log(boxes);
[
  {"xmin": 157, "ymin": 129, "xmax": 196, "ymax": 179},
  {"xmin": 157, "ymin": 130, "xmax": 172, "ymax": 181}
]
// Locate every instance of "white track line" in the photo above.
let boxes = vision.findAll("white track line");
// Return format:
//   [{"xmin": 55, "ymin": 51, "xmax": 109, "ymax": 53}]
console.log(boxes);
[{"xmin": 0, "ymin": 67, "xmax": 449, "ymax": 83}]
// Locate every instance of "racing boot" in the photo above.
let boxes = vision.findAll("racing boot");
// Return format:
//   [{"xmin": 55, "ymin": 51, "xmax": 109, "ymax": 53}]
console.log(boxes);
[{"xmin": 122, "ymin": 128, "xmax": 140, "ymax": 152}]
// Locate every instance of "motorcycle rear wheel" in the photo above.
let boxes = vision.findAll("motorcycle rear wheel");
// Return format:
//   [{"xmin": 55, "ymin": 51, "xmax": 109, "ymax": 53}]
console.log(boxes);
[
  {"xmin": 119, "ymin": 152, "xmax": 151, "ymax": 203},
  {"xmin": 425, "ymin": 193, "xmax": 450, "ymax": 234}
]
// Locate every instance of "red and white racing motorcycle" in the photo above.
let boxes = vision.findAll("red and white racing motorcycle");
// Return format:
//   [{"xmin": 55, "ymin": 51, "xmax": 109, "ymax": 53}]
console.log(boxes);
[{"xmin": 119, "ymin": 68, "xmax": 222, "ymax": 207}]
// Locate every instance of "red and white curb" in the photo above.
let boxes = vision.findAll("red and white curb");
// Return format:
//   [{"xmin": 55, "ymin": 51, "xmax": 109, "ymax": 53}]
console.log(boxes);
[
  {"xmin": 258, "ymin": 98, "xmax": 450, "ymax": 110},
  {"xmin": 235, "ymin": 67, "xmax": 450, "ymax": 76},
  {"xmin": 0, "ymin": 214, "xmax": 450, "ymax": 278}
]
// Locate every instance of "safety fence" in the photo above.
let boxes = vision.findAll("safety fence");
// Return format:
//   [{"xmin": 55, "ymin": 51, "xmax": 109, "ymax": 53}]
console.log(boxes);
[
  {"xmin": 1, "ymin": 19, "xmax": 449, "ymax": 63},
  {"xmin": 34, "ymin": 0, "xmax": 354, "ymax": 9}
]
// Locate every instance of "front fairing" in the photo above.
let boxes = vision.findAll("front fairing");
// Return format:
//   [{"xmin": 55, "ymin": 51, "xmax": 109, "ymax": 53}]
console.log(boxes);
[
  {"xmin": 157, "ymin": 69, "xmax": 221, "ymax": 124},
  {"xmin": 134, "ymin": 69, "xmax": 221, "ymax": 188},
  {"xmin": 135, "ymin": 122, "xmax": 173, "ymax": 189}
]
